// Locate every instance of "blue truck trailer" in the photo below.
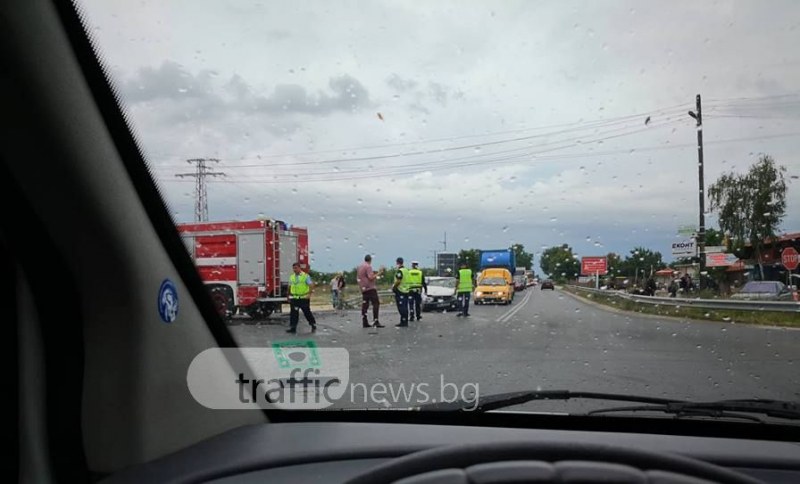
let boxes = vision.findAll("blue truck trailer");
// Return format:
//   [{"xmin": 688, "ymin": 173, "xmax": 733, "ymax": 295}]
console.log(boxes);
[{"xmin": 478, "ymin": 249, "xmax": 516, "ymax": 275}]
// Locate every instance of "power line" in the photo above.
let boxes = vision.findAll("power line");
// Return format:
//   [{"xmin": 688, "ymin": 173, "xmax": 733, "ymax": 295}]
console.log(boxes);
[
  {"xmin": 245, "ymin": 117, "xmax": 687, "ymax": 177},
  {"xmin": 151, "ymin": 94, "xmax": 800, "ymax": 168},
  {"xmin": 153, "ymin": 104, "xmax": 691, "ymax": 169},
  {"xmin": 155, "ymin": 113, "xmax": 687, "ymax": 174},
  {"xmin": 163, "ymin": 117, "xmax": 683, "ymax": 182},
  {"xmin": 159, "ymin": 130, "xmax": 800, "ymax": 186},
  {"xmin": 175, "ymin": 158, "xmax": 225, "ymax": 221}
]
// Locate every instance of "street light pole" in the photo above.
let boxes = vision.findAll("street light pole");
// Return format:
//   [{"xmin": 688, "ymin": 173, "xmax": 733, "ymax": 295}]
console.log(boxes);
[{"xmin": 689, "ymin": 94, "xmax": 706, "ymax": 288}]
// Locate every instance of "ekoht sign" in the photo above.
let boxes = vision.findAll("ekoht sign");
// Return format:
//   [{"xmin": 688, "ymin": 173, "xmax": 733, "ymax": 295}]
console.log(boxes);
[{"xmin": 671, "ymin": 239, "xmax": 697, "ymax": 257}]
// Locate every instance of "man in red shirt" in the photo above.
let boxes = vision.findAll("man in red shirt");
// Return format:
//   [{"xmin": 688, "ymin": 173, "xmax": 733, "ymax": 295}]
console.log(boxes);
[{"xmin": 357, "ymin": 254, "xmax": 385, "ymax": 328}]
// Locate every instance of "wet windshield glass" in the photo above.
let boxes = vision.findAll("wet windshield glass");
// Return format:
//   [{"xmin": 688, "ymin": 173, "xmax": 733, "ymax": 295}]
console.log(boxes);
[{"xmin": 76, "ymin": 0, "xmax": 800, "ymax": 415}]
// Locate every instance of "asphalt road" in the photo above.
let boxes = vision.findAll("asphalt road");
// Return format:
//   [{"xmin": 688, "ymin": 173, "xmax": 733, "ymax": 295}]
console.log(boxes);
[{"xmin": 230, "ymin": 287, "xmax": 800, "ymax": 412}]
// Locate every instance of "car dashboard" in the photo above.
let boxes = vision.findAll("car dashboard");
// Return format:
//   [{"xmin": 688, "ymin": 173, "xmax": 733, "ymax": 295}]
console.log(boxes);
[{"xmin": 100, "ymin": 421, "xmax": 800, "ymax": 483}]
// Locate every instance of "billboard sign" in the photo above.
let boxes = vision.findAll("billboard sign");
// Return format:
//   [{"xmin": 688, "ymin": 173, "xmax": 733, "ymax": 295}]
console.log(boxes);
[
  {"xmin": 581, "ymin": 256, "xmax": 608, "ymax": 275},
  {"xmin": 706, "ymin": 253, "xmax": 739, "ymax": 267},
  {"xmin": 671, "ymin": 239, "xmax": 697, "ymax": 257}
]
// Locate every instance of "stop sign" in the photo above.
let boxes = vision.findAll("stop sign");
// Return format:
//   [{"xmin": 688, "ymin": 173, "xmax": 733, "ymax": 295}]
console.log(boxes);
[{"xmin": 782, "ymin": 247, "xmax": 799, "ymax": 271}]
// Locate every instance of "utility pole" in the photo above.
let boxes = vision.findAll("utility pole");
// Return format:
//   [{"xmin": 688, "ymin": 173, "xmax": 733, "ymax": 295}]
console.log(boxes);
[
  {"xmin": 176, "ymin": 158, "xmax": 224, "ymax": 222},
  {"xmin": 688, "ymin": 95, "xmax": 705, "ymax": 288},
  {"xmin": 440, "ymin": 232, "xmax": 447, "ymax": 252}
]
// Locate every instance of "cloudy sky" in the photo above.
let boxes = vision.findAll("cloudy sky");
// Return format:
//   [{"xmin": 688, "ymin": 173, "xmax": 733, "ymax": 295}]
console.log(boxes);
[{"xmin": 78, "ymin": 0, "xmax": 800, "ymax": 272}]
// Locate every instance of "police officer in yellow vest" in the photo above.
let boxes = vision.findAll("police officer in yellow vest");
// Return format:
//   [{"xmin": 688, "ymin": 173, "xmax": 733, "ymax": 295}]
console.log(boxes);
[
  {"xmin": 407, "ymin": 261, "xmax": 427, "ymax": 321},
  {"xmin": 455, "ymin": 262, "xmax": 474, "ymax": 317},
  {"xmin": 287, "ymin": 262, "xmax": 317, "ymax": 334},
  {"xmin": 392, "ymin": 257, "xmax": 411, "ymax": 327}
]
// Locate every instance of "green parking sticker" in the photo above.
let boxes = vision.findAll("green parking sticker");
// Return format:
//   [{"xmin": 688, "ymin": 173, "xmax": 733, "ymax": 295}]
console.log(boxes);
[{"xmin": 272, "ymin": 340, "xmax": 321, "ymax": 369}]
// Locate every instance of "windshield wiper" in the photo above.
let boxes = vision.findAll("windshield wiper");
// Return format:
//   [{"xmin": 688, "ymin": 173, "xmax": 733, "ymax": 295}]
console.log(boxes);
[
  {"xmin": 417, "ymin": 390, "xmax": 800, "ymax": 422},
  {"xmin": 587, "ymin": 399, "xmax": 800, "ymax": 422},
  {"xmin": 417, "ymin": 390, "xmax": 685, "ymax": 412}
]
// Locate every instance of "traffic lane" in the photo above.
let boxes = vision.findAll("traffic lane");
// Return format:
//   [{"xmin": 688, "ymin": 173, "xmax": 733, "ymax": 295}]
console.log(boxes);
[
  {"xmin": 229, "ymin": 304, "xmax": 533, "ymax": 408},
  {"xmin": 500, "ymin": 288, "xmax": 800, "ymax": 404},
  {"xmin": 228, "ymin": 290, "xmax": 800, "ymax": 409}
]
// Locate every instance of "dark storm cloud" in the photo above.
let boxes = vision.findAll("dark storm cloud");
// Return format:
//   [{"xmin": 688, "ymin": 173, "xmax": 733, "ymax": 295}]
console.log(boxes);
[
  {"xmin": 255, "ymin": 74, "xmax": 372, "ymax": 114},
  {"xmin": 120, "ymin": 61, "xmax": 216, "ymax": 102},
  {"xmin": 386, "ymin": 73, "xmax": 418, "ymax": 92},
  {"xmin": 121, "ymin": 61, "xmax": 373, "ymax": 116},
  {"xmin": 387, "ymin": 74, "xmax": 452, "ymax": 114}
]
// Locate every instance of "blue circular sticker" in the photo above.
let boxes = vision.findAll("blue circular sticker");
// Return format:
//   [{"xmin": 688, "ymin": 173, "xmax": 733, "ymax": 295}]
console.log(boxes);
[{"xmin": 158, "ymin": 279, "xmax": 179, "ymax": 323}]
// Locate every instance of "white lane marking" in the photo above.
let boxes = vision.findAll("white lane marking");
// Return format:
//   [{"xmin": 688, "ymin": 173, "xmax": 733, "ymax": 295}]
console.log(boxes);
[{"xmin": 496, "ymin": 289, "xmax": 533, "ymax": 323}]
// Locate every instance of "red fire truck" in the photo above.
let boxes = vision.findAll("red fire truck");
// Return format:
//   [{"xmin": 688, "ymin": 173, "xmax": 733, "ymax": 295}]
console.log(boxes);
[{"xmin": 177, "ymin": 219, "xmax": 309, "ymax": 321}]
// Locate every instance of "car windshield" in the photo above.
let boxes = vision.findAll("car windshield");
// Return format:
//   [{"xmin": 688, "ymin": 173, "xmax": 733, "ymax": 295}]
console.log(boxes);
[
  {"xmin": 428, "ymin": 278, "xmax": 456, "ymax": 288},
  {"xmin": 76, "ymin": 0, "xmax": 800, "ymax": 417}
]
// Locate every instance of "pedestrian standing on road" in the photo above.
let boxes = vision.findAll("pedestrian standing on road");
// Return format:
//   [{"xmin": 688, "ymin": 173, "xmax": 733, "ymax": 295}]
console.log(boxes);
[
  {"xmin": 392, "ymin": 257, "xmax": 411, "ymax": 327},
  {"xmin": 336, "ymin": 272, "xmax": 346, "ymax": 310},
  {"xmin": 645, "ymin": 277, "xmax": 657, "ymax": 297},
  {"xmin": 407, "ymin": 261, "xmax": 426, "ymax": 321},
  {"xmin": 455, "ymin": 262, "xmax": 474, "ymax": 317},
  {"xmin": 680, "ymin": 273, "xmax": 692, "ymax": 295},
  {"xmin": 669, "ymin": 277, "xmax": 679, "ymax": 298},
  {"xmin": 287, "ymin": 262, "xmax": 317, "ymax": 334},
  {"xmin": 330, "ymin": 274, "xmax": 341, "ymax": 310},
  {"xmin": 357, "ymin": 254, "xmax": 385, "ymax": 328}
]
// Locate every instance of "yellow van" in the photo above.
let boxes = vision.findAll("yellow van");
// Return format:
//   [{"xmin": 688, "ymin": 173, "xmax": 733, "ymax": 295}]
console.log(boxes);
[{"xmin": 474, "ymin": 268, "xmax": 514, "ymax": 305}]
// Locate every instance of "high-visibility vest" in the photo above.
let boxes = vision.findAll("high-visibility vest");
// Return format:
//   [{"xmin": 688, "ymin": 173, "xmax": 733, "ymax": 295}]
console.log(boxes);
[
  {"xmin": 397, "ymin": 267, "xmax": 412, "ymax": 294},
  {"xmin": 407, "ymin": 268, "xmax": 423, "ymax": 290},
  {"xmin": 457, "ymin": 268, "xmax": 473, "ymax": 293},
  {"xmin": 289, "ymin": 272, "xmax": 311, "ymax": 298}
]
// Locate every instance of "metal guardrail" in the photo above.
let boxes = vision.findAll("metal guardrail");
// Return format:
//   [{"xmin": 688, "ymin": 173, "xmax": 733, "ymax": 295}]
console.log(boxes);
[
  {"xmin": 342, "ymin": 290, "xmax": 395, "ymax": 309},
  {"xmin": 566, "ymin": 285, "xmax": 800, "ymax": 313}
]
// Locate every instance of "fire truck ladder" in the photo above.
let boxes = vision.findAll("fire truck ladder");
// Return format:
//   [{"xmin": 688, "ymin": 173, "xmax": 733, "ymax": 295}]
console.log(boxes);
[{"xmin": 269, "ymin": 221, "xmax": 281, "ymax": 297}]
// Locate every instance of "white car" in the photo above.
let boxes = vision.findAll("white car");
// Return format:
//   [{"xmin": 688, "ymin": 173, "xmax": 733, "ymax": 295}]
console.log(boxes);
[{"xmin": 422, "ymin": 276, "xmax": 459, "ymax": 311}]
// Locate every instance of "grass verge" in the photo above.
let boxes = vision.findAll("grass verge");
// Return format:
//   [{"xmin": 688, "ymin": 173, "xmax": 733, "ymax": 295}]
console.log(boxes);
[{"xmin": 562, "ymin": 286, "xmax": 800, "ymax": 328}]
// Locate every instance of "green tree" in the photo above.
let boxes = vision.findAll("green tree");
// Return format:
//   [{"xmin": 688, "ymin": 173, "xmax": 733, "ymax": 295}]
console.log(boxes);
[
  {"xmin": 510, "ymin": 243, "xmax": 534, "ymax": 270},
  {"xmin": 539, "ymin": 244, "xmax": 581, "ymax": 283},
  {"xmin": 708, "ymin": 155, "xmax": 787, "ymax": 279},
  {"xmin": 704, "ymin": 227, "xmax": 724, "ymax": 247},
  {"xmin": 602, "ymin": 252, "xmax": 622, "ymax": 285},
  {"xmin": 618, "ymin": 247, "xmax": 665, "ymax": 283},
  {"xmin": 605, "ymin": 252, "xmax": 622, "ymax": 274},
  {"xmin": 458, "ymin": 249, "xmax": 481, "ymax": 273}
]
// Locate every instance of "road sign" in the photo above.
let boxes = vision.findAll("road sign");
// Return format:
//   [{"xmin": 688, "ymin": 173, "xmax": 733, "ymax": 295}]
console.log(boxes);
[
  {"xmin": 671, "ymin": 239, "xmax": 697, "ymax": 257},
  {"xmin": 782, "ymin": 247, "xmax": 799, "ymax": 271},
  {"xmin": 581, "ymin": 256, "xmax": 608, "ymax": 275},
  {"xmin": 703, "ymin": 246, "xmax": 726, "ymax": 254},
  {"xmin": 706, "ymin": 253, "xmax": 738, "ymax": 267}
]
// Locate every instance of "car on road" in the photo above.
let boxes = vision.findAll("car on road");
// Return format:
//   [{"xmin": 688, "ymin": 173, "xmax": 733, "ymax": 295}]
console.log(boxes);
[
  {"xmin": 513, "ymin": 275, "xmax": 527, "ymax": 291},
  {"xmin": 422, "ymin": 276, "xmax": 458, "ymax": 312},
  {"xmin": 540, "ymin": 279, "xmax": 555, "ymax": 290},
  {"xmin": 730, "ymin": 280, "xmax": 795, "ymax": 301},
  {"xmin": 474, "ymin": 276, "xmax": 514, "ymax": 305}
]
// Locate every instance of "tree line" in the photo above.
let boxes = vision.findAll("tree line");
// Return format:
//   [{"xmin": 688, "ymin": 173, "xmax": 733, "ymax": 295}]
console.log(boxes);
[{"xmin": 538, "ymin": 154, "xmax": 789, "ymax": 285}]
